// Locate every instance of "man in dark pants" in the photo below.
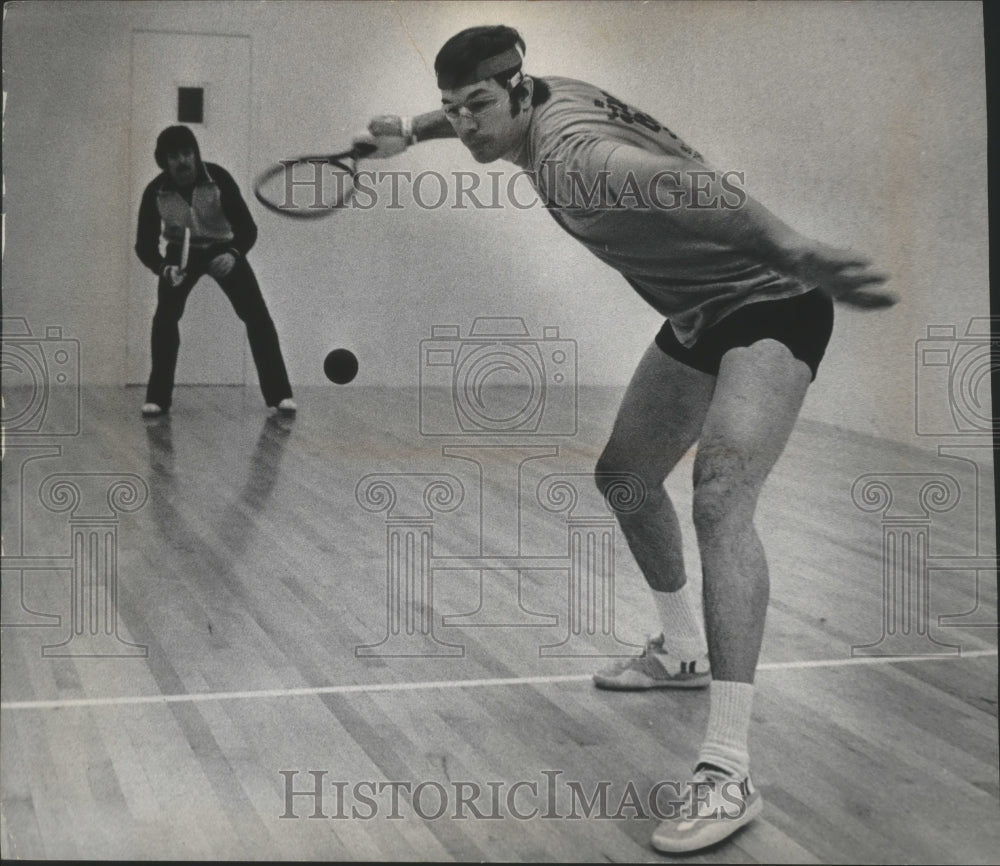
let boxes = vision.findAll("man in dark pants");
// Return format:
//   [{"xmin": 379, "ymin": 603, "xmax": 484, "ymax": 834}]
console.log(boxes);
[{"xmin": 135, "ymin": 125, "xmax": 296, "ymax": 417}]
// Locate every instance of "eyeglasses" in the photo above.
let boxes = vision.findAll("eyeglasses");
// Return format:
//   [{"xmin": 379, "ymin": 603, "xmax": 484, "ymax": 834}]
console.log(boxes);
[{"xmin": 442, "ymin": 97, "xmax": 505, "ymax": 122}]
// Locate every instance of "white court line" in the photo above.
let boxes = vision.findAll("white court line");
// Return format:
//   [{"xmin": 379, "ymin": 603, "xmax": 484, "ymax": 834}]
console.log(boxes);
[{"xmin": 1, "ymin": 649, "xmax": 996, "ymax": 711}]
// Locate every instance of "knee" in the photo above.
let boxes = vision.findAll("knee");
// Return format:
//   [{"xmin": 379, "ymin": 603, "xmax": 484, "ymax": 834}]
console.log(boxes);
[
  {"xmin": 594, "ymin": 450, "xmax": 655, "ymax": 514},
  {"xmin": 152, "ymin": 306, "xmax": 181, "ymax": 328},
  {"xmin": 594, "ymin": 446, "xmax": 629, "ymax": 495},
  {"xmin": 692, "ymin": 449, "xmax": 754, "ymax": 534}
]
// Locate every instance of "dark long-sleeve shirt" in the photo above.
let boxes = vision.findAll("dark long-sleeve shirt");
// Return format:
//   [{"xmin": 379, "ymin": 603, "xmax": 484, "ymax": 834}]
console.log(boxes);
[{"xmin": 135, "ymin": 162, "xmax": 258, "ymax": 275}]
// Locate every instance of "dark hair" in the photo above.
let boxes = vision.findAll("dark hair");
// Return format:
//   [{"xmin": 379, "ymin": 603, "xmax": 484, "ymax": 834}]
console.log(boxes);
[
  {"xmin": 154, "ymin": 125, "xmax": 202, "ymax": 170},
  {"xmin": 435, "ymin": 25, "xmax": 550, "ymax": 109}
]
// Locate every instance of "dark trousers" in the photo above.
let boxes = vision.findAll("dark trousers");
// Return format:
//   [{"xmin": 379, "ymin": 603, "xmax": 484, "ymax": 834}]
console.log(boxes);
[{"xmin": 146, "ymin": 253, "xmax": 293, "ymax": 409}]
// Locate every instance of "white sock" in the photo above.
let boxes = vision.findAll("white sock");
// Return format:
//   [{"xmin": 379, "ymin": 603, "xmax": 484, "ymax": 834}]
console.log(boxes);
[
  {"xmin": 697, "ymin": 680, "xmax": 754, "ymax": 778},
  {"xmin": 653, "ymin": 583, "xmax": 707, "ymax": 660}
]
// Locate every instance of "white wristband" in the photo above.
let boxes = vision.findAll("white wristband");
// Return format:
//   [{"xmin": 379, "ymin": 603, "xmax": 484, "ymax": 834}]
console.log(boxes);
[{"xmin": 399, "ymin": 116, "xmax": 415, "ymax": 145}]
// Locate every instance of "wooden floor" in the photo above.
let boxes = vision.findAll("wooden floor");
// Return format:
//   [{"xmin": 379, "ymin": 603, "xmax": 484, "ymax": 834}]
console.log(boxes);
[{"xmin": 2, "ymin": 385, "xmax": 997, "ymax": 863}]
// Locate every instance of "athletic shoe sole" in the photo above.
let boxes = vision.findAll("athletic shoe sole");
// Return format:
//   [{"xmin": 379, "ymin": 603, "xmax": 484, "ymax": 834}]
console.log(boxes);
[{"xmin": 593, "ymin": 672, "xmax": 711, "ymax": 690}]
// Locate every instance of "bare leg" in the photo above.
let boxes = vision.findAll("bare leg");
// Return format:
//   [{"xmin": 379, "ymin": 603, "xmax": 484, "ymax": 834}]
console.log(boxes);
[
  {"xmin": 652, "ymin": 338, "xmax": 815, "ymax": 853},
  {"xmin": 692, "ymin": 339, "xmax": 811, "ymax": 682},
  {"xmin": 596, "ymin": 342, "xmax": 715, "ymax": 592}
]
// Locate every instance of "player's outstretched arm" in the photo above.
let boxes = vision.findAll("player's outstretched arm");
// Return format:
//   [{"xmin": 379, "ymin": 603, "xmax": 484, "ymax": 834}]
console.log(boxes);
[
  {"xmin": 411, "ymin": 110, "xmax": 457, "ymax": 142},
  {"xmin": 352, "ymin": 110, "xmax": 455, "ymax": 158},
  {"xmin": 606, "ymin": 145, "xmax": 897, "ymax": 310}
]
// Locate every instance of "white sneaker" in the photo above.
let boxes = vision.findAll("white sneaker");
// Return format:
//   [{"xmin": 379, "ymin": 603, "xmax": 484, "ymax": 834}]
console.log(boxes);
[
  {"xmin": 275, "ymin": 398, "xmax": 297, "ymax": 415},
  {"xmin": 141, "ymin": 402, "xmax": 165, "ymax": 417},
  {"xmin": 651, "ymin": 763, "xmax": 763, "ymax": 853},
  {"xmin": 593, "ymin": 634, "xmax": 710, "ymax": 690}
]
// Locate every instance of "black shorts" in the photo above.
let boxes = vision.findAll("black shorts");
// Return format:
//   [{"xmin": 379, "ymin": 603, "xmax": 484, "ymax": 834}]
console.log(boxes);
[{"xmin": 654, "ymin": 290, "xmax": 834, "ymax": 381}]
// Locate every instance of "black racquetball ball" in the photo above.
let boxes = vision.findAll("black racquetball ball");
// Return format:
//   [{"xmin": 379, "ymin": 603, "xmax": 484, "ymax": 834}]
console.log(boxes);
[{"xmin": 323, "ymin": 348, "xmax": 359, "ymax": 384}]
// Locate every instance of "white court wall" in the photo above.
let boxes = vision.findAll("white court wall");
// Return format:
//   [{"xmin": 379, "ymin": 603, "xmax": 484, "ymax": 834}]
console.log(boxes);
[{"xmin": 2, "ymin": 0, "xmax": 989, "ymax": 448}]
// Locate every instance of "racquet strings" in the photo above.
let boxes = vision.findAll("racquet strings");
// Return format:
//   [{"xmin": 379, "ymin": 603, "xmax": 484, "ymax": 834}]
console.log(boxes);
[{"xmin": 254, "ymin": 154, "xmax": 358, "ymax": 218}]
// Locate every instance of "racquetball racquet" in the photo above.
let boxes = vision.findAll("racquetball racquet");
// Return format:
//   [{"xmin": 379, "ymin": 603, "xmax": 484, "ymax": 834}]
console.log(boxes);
[{"xmin": 253, "ymin": 142, "xmax": 376, "ymax": 219}]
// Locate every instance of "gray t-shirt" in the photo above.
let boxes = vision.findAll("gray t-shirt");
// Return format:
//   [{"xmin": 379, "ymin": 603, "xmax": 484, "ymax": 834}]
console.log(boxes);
[{"xmin": 513, "ymin": 77, "xmax": 813, "ymax": 346}]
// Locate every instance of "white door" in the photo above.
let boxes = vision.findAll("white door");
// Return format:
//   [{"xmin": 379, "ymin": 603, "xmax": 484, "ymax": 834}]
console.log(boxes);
[{"xmin": 127, "ymin": 31, "xmax": 252, "ymax": 386}]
